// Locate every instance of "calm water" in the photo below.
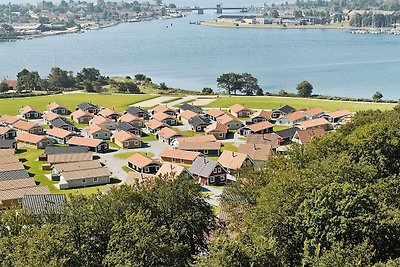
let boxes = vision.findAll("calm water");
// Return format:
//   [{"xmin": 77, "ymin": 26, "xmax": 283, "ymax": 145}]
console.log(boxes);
[{"xmin": 1, "ymin": 11, "xmax": 400, "ymax": 99}]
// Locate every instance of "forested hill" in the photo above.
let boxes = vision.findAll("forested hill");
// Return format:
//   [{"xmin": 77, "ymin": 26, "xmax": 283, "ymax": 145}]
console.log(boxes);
[
  {"xmin": 199, "ymin": 106, "xmax": 400, "ymax": 266},
  {"xmin": 2, "ymin": 106, "xmax": 400, "ymax": 266},
  {"xmin": 297, "ymin": 0, "xmax": 400, "ymax": 11}
]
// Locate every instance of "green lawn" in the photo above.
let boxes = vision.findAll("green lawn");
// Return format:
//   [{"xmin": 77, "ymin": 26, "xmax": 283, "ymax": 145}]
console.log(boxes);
[
  {"xmin": 205, "ymin": 96, "xmax": 395, "ymax": 112},
  {"xmin": 122, "ymin": 166, "xmax": 131, "ymax": 173},
  {"xmin": 0, "ymin": 93, "xmax": 157, "ymax": 115},
  {"xmin": 114, "ymin": 151, "xmax": 155, "ymax": 160},
  {"xmin": 142, "ymin": 133, "xmax": 157, "ymax": 142},
  {"xmin": 17, "ymin": 146, "xmax": 116, "ymax": 196},
  {"xmin": 172, "ymin": 128, "xmax": 198, "ymax": 137},
  {"xmin": 273, "ymin": 125, "xmax": 292, "ymax": 132},
  {"xmin": 221, "ymin": 142, "xmax": 238, "ymax": 152},
  {"xmin": 109, "ymin": 141, "xmax": 120, "ymax": 149}
]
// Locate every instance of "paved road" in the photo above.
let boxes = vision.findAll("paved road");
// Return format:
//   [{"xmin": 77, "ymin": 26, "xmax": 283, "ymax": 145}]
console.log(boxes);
[{"xmin": 97, "ymin": 150, "xmax": 128, "ymax": 182}]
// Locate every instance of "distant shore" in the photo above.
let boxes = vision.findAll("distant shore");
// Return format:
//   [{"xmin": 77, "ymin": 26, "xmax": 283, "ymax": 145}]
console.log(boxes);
[{"xmin": 199, "ymin": 21, "xmax": 352, "ymax": 30}]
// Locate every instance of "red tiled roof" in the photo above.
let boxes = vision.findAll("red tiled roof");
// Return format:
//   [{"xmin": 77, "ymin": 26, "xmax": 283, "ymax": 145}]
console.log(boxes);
[
  {"xmin": 145, "ymin": 119, "xmax": 165, "ymax": 130},
  {"xmin": 283, "ymin": 111, "xmax": 307, "ymax": 121},
  {"xmin": 67, "ymin": 136, "xmax": 104, "ymax": 148},
  {"xmin": 84, "ymin": 124, "xmax": 110, "ymax": 135},
  {"xmin": 246, "ymin": 121, "xmax": 274, "ymax": 132},
  {"xmin": 13, "ymin": 120, "xmax": 41, "ymax": 131},
  {"xmin": 297, "ymin": 118, "xmax": 330, "ymax": 129},
  {"xmin": 217, "ymin": 114, "xmax": 242, "ymax": 125},
  {"xmin": 180, "ymin": 110, "xmax": 197, "ymax": 120},
  {"xmin": 294, "ymin": 127, "xmax": 325, "ymax": 144},
  {"xmin": 0, "ymin": 126, "xmax": 13, "ymax": 135},
  {"xmin": 47, "ymin": 128, "xmax": 74, "ymax": 139},
  {"xmin": 206, "ymin": 109, "xmax": 225, "ymax": 118},
  {"xmin": 218, "ymin": 150, "xmax": 249, "ymax": 170},
  {"xmin": 16, "ymin": 132, "xmax": 47, "ymax": 144},
  {"xmin": 43, "ymin": 112, "xmax": 61, "ymax": 121},
  {"xmin": 157, "ymin": 127, "xmax": 181, "ymax": 139},
  {"xmin": 205, "ymin": 122, "xmax": 228, "ymax": 134},
  {"xmin": 128, "ymin": 153, "xmax": 155, "ymax": 168},
  {"xmin": 71, "ymin": 109, "xmax": 94, "ymax": 119},
  {"xmin": 230, "ymin": 104, "xmax": 251, "ymax": 114},
  {"xmin": 153, "ymin": 105, "xmax": 173, "ymax": 114},
  {"xmin": 46, "ymin": 102, "xmax": 65, "ymax": 111},
  {"xmin": 152, "ymin": 112, "xmax": 173, "ymax": 122},
  {"xmin": 0, "ymin": 115, "xmax": 20, "ymax": 125},
  {"xmin": 327, "ymin": 109, "xmax": 352, "ymax": 119},
  {"xmin": 119, "ymin": 113, "xmax": 142, "ymax": 123},
  {"xmin": 175, "ymin": 135, "xmax": 216, "ymax": 143},
  {"xmin": 250, "ymin": 110, "xmax": 272, "ymax": 120},
  {"xmin": 19, "ymin": 105, "xmax": 41, "ymax": 115},
  {"xmin": 112, "ymin": 130, "xmax": 140, "ymax": 142},
  {"xmin": 99, "ymin": 108, "xmax": 121, "ymax": 117}
]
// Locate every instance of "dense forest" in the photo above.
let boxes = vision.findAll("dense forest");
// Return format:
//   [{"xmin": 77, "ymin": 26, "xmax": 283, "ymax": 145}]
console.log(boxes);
[{"xmin": 2, "ymin": 107, "xmax": 400, "ymax": 266}]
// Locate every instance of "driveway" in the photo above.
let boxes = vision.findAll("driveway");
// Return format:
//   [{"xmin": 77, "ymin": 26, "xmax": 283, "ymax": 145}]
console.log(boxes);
[{"xmin": 97, "ymin": 150, "xmax": 128, "ymax": 182}]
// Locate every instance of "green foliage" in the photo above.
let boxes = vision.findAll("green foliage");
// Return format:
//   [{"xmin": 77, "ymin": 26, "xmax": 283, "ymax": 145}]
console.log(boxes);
[
  {"xmin": 0, "ymin": 178, "xmax": 213, "ymax": 266},
  {"xmin": 0, "ymin": 82, "xmax": 10, "ymax": 93},
  {"xmin": 217, "ymin": 73, "xmax": 261, "ymax": 96},
  {"xmin": 296, "ymin": 80, "xmax": 313, "ymax": 97},
  {"xmin": 373, "ymin": 91, "xmax": 383, "ymax": 101},
  {"xmin": 201, "ymin": 87, "xmax": 214, "ymax": 95},
  {"xmin": 16, "ymin": 69, "xmax": 42, "ymax": 91},
  {"xmin": 47, "ymin": 67, "xmax": 76, "ymax": 89},
  {"xmin": 202, "ymin": 108, "xmax": 400, "ymax": 266}
]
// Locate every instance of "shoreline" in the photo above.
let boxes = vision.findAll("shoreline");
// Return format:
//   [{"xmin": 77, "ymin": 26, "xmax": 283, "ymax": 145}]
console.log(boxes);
[{"xmin": 199, "ymin": 21, "xmax": 353, "ymax": 30}]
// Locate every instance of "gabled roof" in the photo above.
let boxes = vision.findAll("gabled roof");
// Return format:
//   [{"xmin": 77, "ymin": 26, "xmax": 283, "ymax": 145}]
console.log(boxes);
[
  {"xmin": 125, "ymin": 106, "xmax": 148, "ymax": 115},
  {"xmin": 91, "ymin": 115, "xmax": 115, "ymax": 125},
  {"xmin": 0, "ymin": 155, "xmax": 19, "ymax": 164},
  {"xmin": 180, "ymin": 110, "xmax": 198, "ymax": 121},
  {"xmin": 294, "ymin": 127, "xmax": 325, "ymax": 144},
  {"xmin": 156, "ymin": 162, "xmax": 188, "ymax": 179},
  {"xmin": 71, "ymin": 109, "xmax": 94, "ymax": 119},
  {"xmin": 238, "ymin": 143, "xmax": 272, "ymax": 161},
  {"xmin": 67, "ymin": 136, "xmax": 105, "ymax": 148},
  {"xmin": 77, "ymin": 102, "xmax": 98, "ymax": 111},
  {"xmin": 178, "ymin": 142, "xmax": 221, "ymax": 151},
  {"xmin": 275, "ymin": 127, "xmax": 298, "ymax": 140},
  {"xmin": 119, "ymin": 113, "xmax": 142, "ymax": 123},
  {"xmin": 0, "ymin": 178, "xmax": 36, "ymax": 191},
  {"xmin": 153, "ymin": 105, "xmax": 174, "ymax": 114},
  {"xmin": 117, "ymin": 122, "xmax": 139, "ymax": 132},
  {"xmin": 0, "ymin": 149, "xmax": 15, "ymax": 156},
  {"xmin": 53, "ymin": 160, "xmax": 102, "ymax": 173},
  {"xmin": 0, "ymin": 162, "xmax": 25, "ymax": 172},
  {"xmin": 0, "ymin": 169, "xmax": 30, "ymax": 181},
  {"xmin": 19, "ymin": 105, "xmax": 41, "ymax": 115},
  {"xmin": 217, "ymin": 114, "xmax": 242, "ymax": 125},
  {"xmin": 326, "ymin": 109, "xmax": 352, "ymax": 119},
  {"xmin": 152, "ymin": 112, "xmax": 174, "ymax": 122},
  {"xmin": 230, "ymin": 104, "xmax": 251, "ymax": 114},
  {"xmin": 47, "ymin": 152, "xmax": 93, "ymax": 164},
  {"xmin": 245, "ymin": 121, "xmax": 274, "ymax": 132},
  {"xmin": 84, "ymin": 124, "xmax": 111, "ymax": 135},
  {"xmin": 46, "ymin": 102, "xmax": 66, "ymax": 111},
  {"xmin": 0, "ymin": 126, "xmax": 14, "ymax": 135},
  {"xmin": 205, "ymin": 122, "xmax": 228, "ymax": 134},
  {"xmin": 22, "ymin": 194, "xmax": 66, "ymax": 215},
  {"xmin": 160, "ymin": 149, "xmax": 200, "ymax": 161},
  {"xmin": 179, "ymin": 103, "xmax": 203, "ymax": 113},
  {"xmin": 175, "ymin": 135, "xmax": 217, "ymax": 143},
  {"xmin": 283, "ymin": 110, "xmax": 307, "ymax": 121},
  {"xmin": 47, "ymin": 128, "xmax": 74, "ymax": 139},
  {"xmin": 99, "ymin": 108, "xmax": 121, "ymax": 118},
  {"xmin": 0, "ymin": 186, "xmax": 50, "ymax": 203},
  {"xmin": 206, "ymin": 109, "xmax": 225, "ymax": 118},
  {"xmin": 16, "ymin": 132, "xmax": 46, "ymax": 144},
  {"xmin": 157, "ymin": 127, "xmax": 181, "ymax": 139},
  {"xmin": 296, "ymin": 118, "xmax": 330, "ymax": 129},
  {"xmin": 13, "ymin": 120, "xmax": 41, "ymax": 131},
  {"xmin": 0, "ymin": 115, "xmax": 20, "ymax": 125},
  {"xmin": 2, "ymin": 79, "xmax": 17, "ymax": 89},
  {"xmin": 304, "ymin": 107, "xmax": 324, "ymax": 117},
  {"xmin": 0, "ymin": 139, "xmax": 16, "ymax": 149},
  {"xmin": 112, "ymin": 130, "xmax": 140, "ymax": 142},
  {"xmin": 43, "ymin": 112, "xmax": 61, "ymax": 121},
  {"xmin": 189, "ymin": 157, "xmax": 223, "ymax": 177},
  {"xmin": 247, "ymin": 133, "xmax": 280, "ymax": 148},
  {"xmin": 61, "ymin": 167, "xmax": 110, "ymax": 181},
  {"xmin": 145, "ymin": 119, "xmax": 166, "ymax": 130},
  {"xmin": 189, "ymin": 115, "xmax": 211, "ymax": 127},
  {"xmin": 50, "ymin": 117, "xmax": 74, "ymax": 128},
  {"xmin": 250, "ymin": 110, "xmax": 272, "ymax": 120},
  {"xmin": 218, "ymin": 150, "xmax": 250, "ymax": 170},
  {"xmin": 274, "ymin": 105, "xmax": 296, "ymax": 114},
  {"xmin": 128, "ymin": 153, "xmax": 157, "ymax": 168},
  {"xmin": 44, "ymin": 146, "xmax": 89, "ymax": 155}
]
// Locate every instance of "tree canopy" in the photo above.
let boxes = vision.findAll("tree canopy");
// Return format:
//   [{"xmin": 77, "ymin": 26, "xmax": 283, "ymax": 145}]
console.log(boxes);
[
  {"xmin": 297, "ymin": 80, "xmax": 313, "ymax": 97},
  {"xmin": 217, "ymin": 73, "xmax": 261, "ymax": 95}
]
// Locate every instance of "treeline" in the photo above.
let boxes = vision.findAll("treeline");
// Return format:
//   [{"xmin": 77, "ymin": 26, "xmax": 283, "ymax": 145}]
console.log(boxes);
[
  {"xmin": 1, "ymin": 67, "xmax": 144, "ymax": 94},
  {"xmin": 0, "ymin": 177, "xmax": 213, "ymax": 266},
  {"xmin": 295, "ymin": 0, "xmax": 400, "ymax": 11},
  {"xmin": 199, "ymin": 106, "xmax": 400, "ymax": 266},
  {"xmin": 349, "ymin": 11, "xmax": 400, "ymax": 27}
]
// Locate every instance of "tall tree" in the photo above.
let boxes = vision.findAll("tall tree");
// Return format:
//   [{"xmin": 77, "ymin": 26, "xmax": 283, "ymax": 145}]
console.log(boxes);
[
  {"xmin": 16, "ymin": 69, "xmax": 42, "ymax": 91},
  {"xmin": 296, "ymin": 80, "xmax": 313, "ymax": 97},
  {"xmin": 217, "ymin": 73, "xmax": 243, "ymax": 95}
]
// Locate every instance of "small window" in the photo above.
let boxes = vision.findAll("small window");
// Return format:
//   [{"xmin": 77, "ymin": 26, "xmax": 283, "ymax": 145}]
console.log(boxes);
[
  {"xmin": 218, "ymin": 167, "xmax": 222, "ymax": 172},
  {"xmin": 210, "ymin": 176, "xmax": 215, "ymax": 183},
  {"xmin": 134, "ymin": 140, "xmax": 140, "ymax": 145},
  {"xmin": 145, "ymin": 167, "xmax": 150, "ymax": 173},
  {"xmin": 197, "ymin": 126, "xmax": 202, "ymax": 131},
  {"xmin": 220, "ymin": 176, "xmax": 226, "ymax": 182},
  {"xmin": 171, "ymin": 120, "xmax": 176, "ymax": 124},
  {"xmin": 219, "ymin": 133, "xmax": 223, "ymax": 137},
  {"xmin": 124, "ymin": 141, "xmax": 129, "ymax": 146},
  {"xmin": 94, "ymin": 177, "xmax": 98, "ymax": 182},
  {"xmin": 204, "ymin": 150, "xmax": 208, "ymax": 154},
  {"xmin": 181, "ymin": 159, "xmax": 184, "ymax": 163},
  {"xmin": 95, "ymin": 134, "xmax": 99, "ymax": 138},
  {"xmin": 82, "ymin": 179, "xmax": 86, "ymax": 183},
  {"xmin": 138, "ymin": 122, "xmax": 142, "ymax": 126},
  {"xmin": 172, "ymin": 158, "xmax": 176, "ymax": 163},
  {"xmin": 213, "ymin": 168, "xmax": 217, "ymax": 174}
]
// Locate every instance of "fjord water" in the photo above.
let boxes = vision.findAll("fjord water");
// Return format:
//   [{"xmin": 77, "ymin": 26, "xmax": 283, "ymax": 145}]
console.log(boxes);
[{"xmin": 1, "ymin": 12, "xmax": 400, "ymax": 99}]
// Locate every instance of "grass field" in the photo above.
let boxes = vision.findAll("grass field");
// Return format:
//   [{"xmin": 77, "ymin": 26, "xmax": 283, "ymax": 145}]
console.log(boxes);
[
  {"xmin": 142, "ymin": 133, "xmax": 157, "ymax": 142},
  {"xmin": 221, "ymin": 142, "xmax": 238, "ymax": 152},
  {"xmin": 17, "ymin": 146, "xmax": 113, "ymax": 196},
  {"xmin": 0, "ymin": 93, "xmax": 157, "ymax": 115},
  {"xmin": 273, "ymin": 125, "xmax": 292, "ymax": 132},
  {"xmin": 205, "ymin": 96, "xmax": 395, "ymax": 112}
]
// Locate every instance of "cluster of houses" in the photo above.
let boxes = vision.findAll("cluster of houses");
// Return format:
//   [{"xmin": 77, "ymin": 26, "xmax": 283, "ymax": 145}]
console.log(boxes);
[
  {"xmin": 123, "ymin": 102, "xmax": 353, "ymax": 186},
  {"xmin": 0, "ymin": 99, "xmax": 353, "ymax": 207}
]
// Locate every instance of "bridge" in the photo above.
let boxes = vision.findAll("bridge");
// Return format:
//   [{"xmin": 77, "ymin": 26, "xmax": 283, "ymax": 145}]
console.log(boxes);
[{"xmin": 167, "ymin": 4, "xmax": 265, "ymax": 15}]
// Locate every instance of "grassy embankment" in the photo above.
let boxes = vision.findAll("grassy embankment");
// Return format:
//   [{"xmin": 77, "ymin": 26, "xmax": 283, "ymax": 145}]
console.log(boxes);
[
  {"xmin": 205, "ymin": 96, "xmax": 395, "ymax": 112},
  {"xmin": 0, "ymin": 93, "xmax": 157, "ymax": 115}
]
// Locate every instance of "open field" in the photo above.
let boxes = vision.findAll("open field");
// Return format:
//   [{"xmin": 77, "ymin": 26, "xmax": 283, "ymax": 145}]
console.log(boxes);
[
  {"xmin": 205, "ymin": 96, "xmax": 396, "ymax": 112},
  {"xmin": 0, "ymin": 93, "xmax": 157, "ymax": 115}
]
